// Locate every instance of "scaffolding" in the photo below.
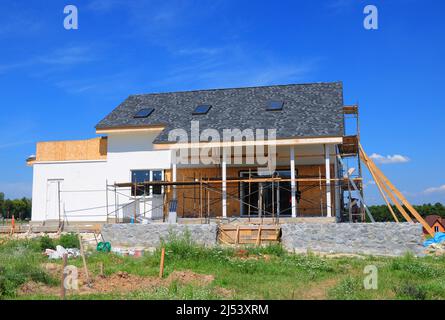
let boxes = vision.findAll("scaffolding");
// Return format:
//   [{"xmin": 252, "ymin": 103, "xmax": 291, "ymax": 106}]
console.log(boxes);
[{"xmin": 338, "ymin": 105, "xmax": 366, "ymax": 222}]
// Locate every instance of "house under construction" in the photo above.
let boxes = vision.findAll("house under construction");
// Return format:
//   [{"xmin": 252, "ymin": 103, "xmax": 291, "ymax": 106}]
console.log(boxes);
[{"xmin": 25, "ymin": 81, "xmax": 434, "ymax": 237}]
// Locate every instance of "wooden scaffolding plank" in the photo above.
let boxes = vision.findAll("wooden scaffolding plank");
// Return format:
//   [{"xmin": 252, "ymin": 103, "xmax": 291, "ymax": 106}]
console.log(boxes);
[
  {"xmin": 360, "ymin": 148, "xmax": 413, "ymax": 223},
  {"xmin": 218, "ymin": 225, "xmax": 280, "ymax": 245},
  {"xmin": 360, "ymin": 144, "xmax": 434, "ymax": 236}
]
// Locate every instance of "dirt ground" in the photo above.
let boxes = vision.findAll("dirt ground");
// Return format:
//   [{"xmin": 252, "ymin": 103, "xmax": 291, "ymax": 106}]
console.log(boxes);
[
  {"xmin": 298, "ymin": 278, "xmax": 339, "ymax": 300},
  {"xmin": 18, "ymin": 263, "xmax": 221, "ymax": 297}
]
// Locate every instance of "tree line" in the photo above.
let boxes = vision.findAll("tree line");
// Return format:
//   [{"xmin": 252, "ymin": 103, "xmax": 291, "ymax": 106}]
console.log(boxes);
[
  {"xmin": 0, "ymin": 193, "xmax": 32, "ymax": 221},
  {"xmin": 368, "ymin": 202, "xmax": 445, "ymax": 222}
]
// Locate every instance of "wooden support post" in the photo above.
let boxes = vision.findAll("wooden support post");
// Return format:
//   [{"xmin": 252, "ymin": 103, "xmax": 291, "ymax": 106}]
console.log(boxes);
[
  {"xmin": 325, "ymin": 144, "xmax": 332, "ymax": 217},
  {"xmin": 360, "ymin": 149, "xmax": 412, "ymax": 222},
  {"xmin": 272, "ymin": 179, "xmax": 275, "ymax": 220},
  {"xmin": 256, "ymin": 226, "xmax": 262, "ymax": 246},
  {"xmin": 200, "ymin": 177, "xmax": 203, "ymax": 220},
  {"xmin": 207, "ymin": 185, "xmax": 210, "ymax": 221},
  {"xmin": 159, "ymin": 247, "xmax": 165, "ymax": 278},
  {"xmin": 276, "ymin": 180, "xmax": 280, "ymax": 223},
  {"xmin": 78, "ymin": 233, "xmax": 91, "ymax": 287},
  {"xmin": 360, "ymin": 145, "xmax": 434, "ymax": 235},
  {"xmin": 235, "ymin": 226, "xmax": 240, "ymax": 245},
  {"xmin": 99, "ymin": 262, "xmax": 104, "ymax": 277},
  {"xmin": 258, "ymin": 183, "xmax": 263, "ymax": 218},
  {"xmin": 290, "ymin": 146, "xmax": 297, "ymax": 218},
  {"xmin": 222, "ymin": 148, "xmax": 227, "ymax": 218},
  {"xmin": 248, "ymin": 169, "xmax": 251, "ymax": 222},
  {"xmin": 61, "ymin": 253, "xmax": 67, "ymax": 300},
  {"xmin": 364, "ymin": 157, "xmax": 399, "ymax": 222}
]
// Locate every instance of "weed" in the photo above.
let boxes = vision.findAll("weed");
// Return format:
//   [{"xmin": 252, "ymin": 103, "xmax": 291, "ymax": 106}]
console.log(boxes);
[
  {"xmin": 58, "ymin": 233, "xmax": 80, "ymax": 249},
  {"xmin": 394, "ymin": 283, "xmax": 427, "ymax": 300}
]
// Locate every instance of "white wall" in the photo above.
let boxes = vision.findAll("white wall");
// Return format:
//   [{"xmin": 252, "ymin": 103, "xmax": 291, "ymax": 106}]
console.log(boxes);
[
  {"xmin": 106, "ymin": 131, "xmax": 171, "ymax": 221},
  {"xmin": 31, "ymin": 130, "xmax": 173, "ymax": 223},
  {"xmin": 31, "ymin": 160, "xmax": 107, "ymax": 222}
]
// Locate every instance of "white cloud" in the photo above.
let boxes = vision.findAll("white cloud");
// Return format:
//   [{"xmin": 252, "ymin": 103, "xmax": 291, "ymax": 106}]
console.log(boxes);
[
  {"xmin": 424, "ymin": 185, "xmax": 445, "ymax": 194},
  {"xmin": 369, "ymin": 153, "xmax": 410, "ymax": 164},
  {"xmin": 0, "ymin": 45, "xmax": 97, "ymax": 75},
  {"xmin": 363, "ymin": 180, "xmax": 376, "ymax": 189}
]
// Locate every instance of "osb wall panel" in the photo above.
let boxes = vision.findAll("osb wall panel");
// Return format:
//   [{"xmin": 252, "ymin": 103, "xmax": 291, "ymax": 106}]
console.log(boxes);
[
  {"xmin": 36, "ymin": 137, "xmax": 107, "ymax": 161},
  {"xmin": 165, "ymin": 165, "xmax": 336, "ymax": 218}
]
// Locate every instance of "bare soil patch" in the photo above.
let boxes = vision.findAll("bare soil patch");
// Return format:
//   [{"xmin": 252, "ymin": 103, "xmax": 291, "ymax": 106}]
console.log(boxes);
[
  {"xmin": 296, "ymin": 278, "xmax": 339, "ymax": 300},
  {"xmin": 19, "ymin": 264, "xmax": 222, "ymax": 297}
]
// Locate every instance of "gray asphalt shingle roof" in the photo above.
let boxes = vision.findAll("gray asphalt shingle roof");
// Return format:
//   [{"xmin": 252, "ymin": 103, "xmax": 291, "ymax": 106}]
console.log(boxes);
[{"xmin": 95, "ymin": 82, "xmax": 344, "ymax": 144}]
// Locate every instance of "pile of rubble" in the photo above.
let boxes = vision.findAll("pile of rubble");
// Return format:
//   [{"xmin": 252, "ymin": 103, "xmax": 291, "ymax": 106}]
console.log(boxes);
[{"xmin": 424, "ymin": 242, "xmax": 445, "ymax": 256}]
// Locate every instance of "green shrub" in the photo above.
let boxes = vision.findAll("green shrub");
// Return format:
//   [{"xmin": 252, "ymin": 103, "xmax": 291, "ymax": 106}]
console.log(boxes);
[
  {"xmin": 390, "ymin": 254, "xmax": 440, "ymax": 278},
  {"xmin": 328, "ymin": 276, "xmax": 362, "ymax": 300},
  {"xmin": 394, "ymin": 283, "xmax": 427, "ymax": 300},
  {"xmin": 58, "ymin": 233, "xmax": 80, "ymax": 249},
  {"xmin": 39, "ymin": 235, "xmax": 55, "ymax": 250}
]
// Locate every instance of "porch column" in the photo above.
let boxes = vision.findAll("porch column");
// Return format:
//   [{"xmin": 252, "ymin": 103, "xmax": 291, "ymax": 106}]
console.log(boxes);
[
  {"xmin": 290, "ymin": 146, "xmax": 297, "ymax": 218},
  {"xmin": 168, "ymin": 150, "xmax": 178, "ymax": 224},
  {"xmin": 222, "ymin": 148, "xmax": 227, "ymax": 218},
  {"xmin": 325, "ymin": 144, "xmax": 332, "ymax": 217},
  {"xmin": 172, "ymin": 151, "xmax": 177, "ymax": 199},
  {"xmin": 334, "ymin": 145, "xmax": 341, "ymax": 221}
]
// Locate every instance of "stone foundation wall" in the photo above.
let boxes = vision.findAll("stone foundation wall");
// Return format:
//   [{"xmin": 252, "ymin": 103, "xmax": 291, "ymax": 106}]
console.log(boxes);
[
  {"xmin": 101, "ymin": 223, "xmax": 218, "ymax": 248},
  {"xmin": 281, "ymin": 222, "xmax": 424, "ymax": 256}
]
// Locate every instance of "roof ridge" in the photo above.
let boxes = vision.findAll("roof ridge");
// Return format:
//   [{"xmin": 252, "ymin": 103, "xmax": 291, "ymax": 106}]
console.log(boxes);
[{"xmin": 128, "ymin": 81, "xmax": 343, "ymax": 97}]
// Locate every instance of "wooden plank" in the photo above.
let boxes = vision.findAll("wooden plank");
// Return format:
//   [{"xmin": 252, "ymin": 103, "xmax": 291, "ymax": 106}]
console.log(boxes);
[
  {"xmin": 360, "ymin": 144, "xmax": 435, "ymax": 236},
  {"xmin": 360, "ymin": 148, "xmax": 413, "ymax": 222},
  {"xmin": 361, "ymin": 153, "xmax": 399, "ymax": 222},
  {"xmin": 36, "ymin": 137, "xmax": 107, "ymax": 162},
  {"xmin": 256, "ymin": 226, "xmax": 262, "ymax": 246}
]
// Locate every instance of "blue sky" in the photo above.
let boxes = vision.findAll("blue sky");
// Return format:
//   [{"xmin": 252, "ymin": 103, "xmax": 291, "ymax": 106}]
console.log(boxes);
[{"xmin": 0, "ymin": 0, "xmax": 444, "ymax": 205}]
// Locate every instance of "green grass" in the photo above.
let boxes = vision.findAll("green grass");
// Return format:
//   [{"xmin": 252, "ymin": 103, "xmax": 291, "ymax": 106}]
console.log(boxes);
[
  {"xmin": 2, "ymin": 233, "xmax": 445, "ymax": 300},
  {"xmin": 0, "ymin": 240, "xmax": 58, "ymax": 298}
]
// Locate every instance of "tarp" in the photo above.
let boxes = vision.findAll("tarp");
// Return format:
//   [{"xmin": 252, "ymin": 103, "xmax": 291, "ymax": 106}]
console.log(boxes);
[{"xmin": 423, "ymin": 232, "xmax": 445, "ymax": 247}]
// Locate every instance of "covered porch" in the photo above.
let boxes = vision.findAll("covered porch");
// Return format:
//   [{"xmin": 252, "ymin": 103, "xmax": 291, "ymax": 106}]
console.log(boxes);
[{"xmin": 111, "ymin": 136, "xmax": 364, "ymax": 223}]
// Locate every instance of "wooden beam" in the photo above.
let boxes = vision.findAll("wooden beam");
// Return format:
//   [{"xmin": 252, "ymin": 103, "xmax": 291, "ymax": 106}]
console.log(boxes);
[
  {"xmin": 96, "ymin": 125, "xmax": 165, "ymax": 134},
  {"xmin": 360, "ymin": 148, "xmax": 412, "ymax": 222},
  {"xmin": 154, "ymin": 136, "xmax": 343, "ymax": 150},
  {"xmin": 360, "ymin": 144, "xmax": 434, "ymax": 236},
  {"xmin": 367, "ymin": 163, "xmax": 399, "ymax": 222},
  {"xmin": 359, "ymin": 149, "xmax": 399, "ymax": 222}
]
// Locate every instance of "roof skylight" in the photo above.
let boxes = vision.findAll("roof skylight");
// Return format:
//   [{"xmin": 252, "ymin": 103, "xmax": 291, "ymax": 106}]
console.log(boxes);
[
  {"xmin": 266, "ymin": 101, "xmax": 284, "ymax": 111},
  {"xmin": 193, "ymin": 105, "xmax": 212, "ymax": 115},
  {"xmin": 134, "ymin": 108, "xmax": 154, "ymax": 118}
]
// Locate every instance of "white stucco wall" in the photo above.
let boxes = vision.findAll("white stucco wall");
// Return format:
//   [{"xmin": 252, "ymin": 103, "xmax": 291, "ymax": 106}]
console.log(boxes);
[
  {"xmin": 106, "ymin": 131, "xmax": 171, "ymax": 221},
  {"xmin": 31, "ymin": 160, "xmax": 108, "ymax": 222},
  {"xmin": 31, "ymin": 130, "xmax": 173, "ymax": 223}
]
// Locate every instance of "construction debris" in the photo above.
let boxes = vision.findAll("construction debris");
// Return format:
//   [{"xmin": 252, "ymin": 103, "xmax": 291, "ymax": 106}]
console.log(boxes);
[
  {"xmin": 45, "ymin": 245, "xmax": 80, "ymax": 259},
  {"xmin": 423, "ymin": 232, "xmax": 445, "ymax": 247}
]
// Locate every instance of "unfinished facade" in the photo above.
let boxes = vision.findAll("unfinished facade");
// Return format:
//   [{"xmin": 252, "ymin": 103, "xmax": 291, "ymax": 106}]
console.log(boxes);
[{"xmin": 27, "ymin": 82, "xmax": 364, "ymax": 225}]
